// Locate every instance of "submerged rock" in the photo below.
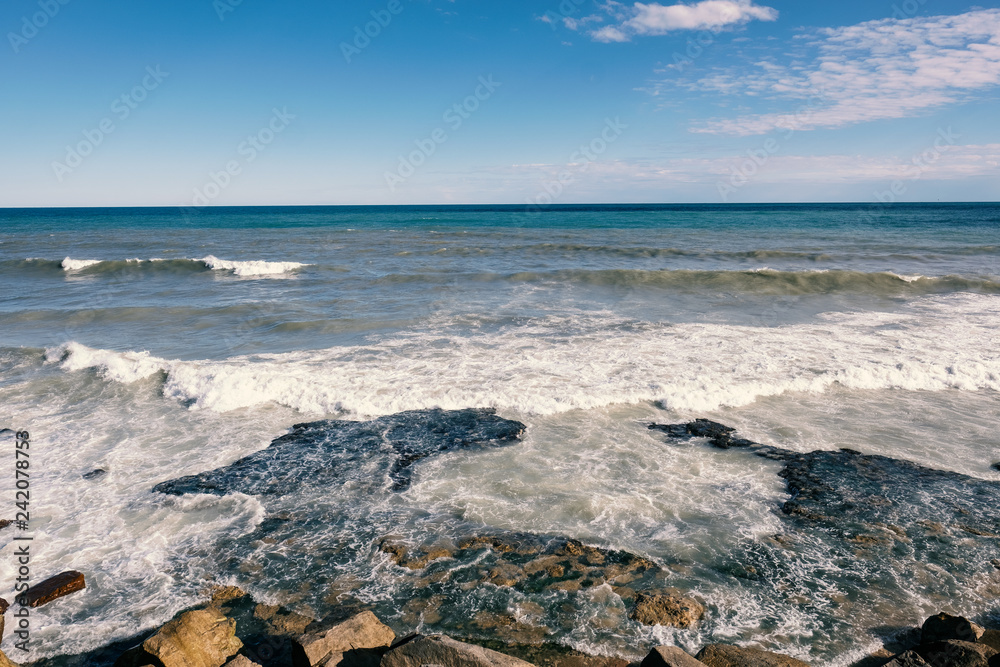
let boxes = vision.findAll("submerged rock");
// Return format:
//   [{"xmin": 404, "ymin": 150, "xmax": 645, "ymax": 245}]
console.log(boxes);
[
  {"xmin": 83, "ymin": 468, "xmax": 108, "ymax": 480},
  {"xmin": 153, "ymin": 408, "xmax": 526, "ymax": 496},
  {"xmin": 695, "ymin": 644, "xmax": 811, "ymax": 667},
  {"xmin": 20, "ymin": 570, "xmax": 86, "ymax": 608}
]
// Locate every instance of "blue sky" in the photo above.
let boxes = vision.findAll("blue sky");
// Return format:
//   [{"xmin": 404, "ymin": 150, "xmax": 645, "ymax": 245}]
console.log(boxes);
[{"xmin": 1, "ymin": 0, "xmax": 999, "ymax": 206}]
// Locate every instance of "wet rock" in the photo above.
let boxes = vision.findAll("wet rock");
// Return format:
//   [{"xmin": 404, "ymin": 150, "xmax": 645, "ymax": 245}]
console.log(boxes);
[
  {"xmin": 881, "ymin": 651, "xmax": 928, "ymax": 667},
  {"xmin": 83, "ymin": 468, "xmax": 108, "ymax": 480},
  {"xmin": 649, "ymin": 419, "xmax": 755, "ymax": 449},
  {"xmin": 293, "ymin": 610, "xmax": 394, "ymax": 667},
  {"xmin": 640, "ymin": 646, "xmax": 705, "ymax": 667},
  {"xmin": 0, "ymin": 520, "xmax": 14, "ymax": 530},
  {"xmin": 115, "ymin": 608, "xmax": 243, "ymax": 667},
  {"xmin": 20, "ymin": 570, "xmax": 86, "ymax": 607},
  {"xmin": 695, "ymin": 645, "xmax": 811, "ymax": 667},
  {"xmin": 154, "ymin": 408, "xmax": 526, "ymax": 496},
  {"xmin": 380, "ymin": 634, "xmax": 536, "ymax": 667},
  {"xmin": 916, "ymin": 640, "xmax": 997, "ymax": 667},
  {"xmin": 921, "ymin": 613, "xmax": 985, "ymax": 644},
  {"xmin": 629, "ymin": 592, "xmax": 704, "ymax": 628}
]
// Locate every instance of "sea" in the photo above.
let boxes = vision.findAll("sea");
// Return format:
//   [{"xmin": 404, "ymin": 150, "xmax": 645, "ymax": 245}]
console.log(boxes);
[{"xmin": 0, "ymin": 203, "xmax": 998, "ymax": 666}]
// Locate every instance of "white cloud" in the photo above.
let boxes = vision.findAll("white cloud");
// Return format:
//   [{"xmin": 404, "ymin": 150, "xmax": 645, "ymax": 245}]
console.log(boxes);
[
  {"xmin": 676, "ymin": 9, "xmax": 1000, "ymax": 135},
  {"xmin": 590, "ymin": 0, "xmax": 777, "ymax": 42}
]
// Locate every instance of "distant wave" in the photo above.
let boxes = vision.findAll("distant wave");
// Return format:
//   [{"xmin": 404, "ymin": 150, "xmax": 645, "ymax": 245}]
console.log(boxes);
[
  {"xmin": 41, "ymin": 293, "xmax": 1000, "ymax": 416},
  {"xmin": 15, "ymin": 256, "xmax": 310, "ymax": 278},
  {"xmin": 377, "ymin": 268, "xmax": 1000, "ymax": 296}
]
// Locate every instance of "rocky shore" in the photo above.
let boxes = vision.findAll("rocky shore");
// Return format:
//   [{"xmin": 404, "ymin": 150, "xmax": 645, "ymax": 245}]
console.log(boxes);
[{"xmin": 4, "ymin": 584, "xmax": 998, "ymax": 667}]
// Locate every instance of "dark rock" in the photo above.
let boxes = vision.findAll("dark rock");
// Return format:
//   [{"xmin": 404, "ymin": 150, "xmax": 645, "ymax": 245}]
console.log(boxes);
[
  {"xmin": 695, "ymin": 644, "xmax": 810, "ymax": 667},
  {"xmin": 981, "ymin": 630, "xmax": 1000, "ymax": 653},
  {"xmin": 0, "ymin": 520, "xmax": 12, "ymax": 530},
  {"xmin": 154, "ymin": 408, "xmax": 526, "ymax": 496},
  {"xmin": 629, "ymin": 592, "xmax": 704, "ymax": 628},
  {"xmin": 467, "ymin": 639, "xmax": 627, "ymax": 667},
  {"xmin": 916, "ymin": 640, "xmax": 997, "ymax": 667},
  {"xmin": 921, "ymin": 613, "xmax": 985, "ymax": 645},
  {"xmin": 114, "ymin": 608, "xmax": 243, "ymax": 667},
  {"xmin": 881, "ymin": 651, "xmax": 928, "ymax": 667},
  {"xmin": 83, "ymin": 468, "xmax": 108, "ymax": 480},
  {"xmin": 640, "ymin": 646, "xmax": 705, "ymax": 667},
  {"xmin": 991, "ymin": 463, "xmax": 1000, "ymax": 472},
  {"xmin": 293, "ymin": 610, "xmax": 394, "ymax": 667},
  {"xmin": 381, "ymin": 634, "xmax": 536, "ymax": 667},
  {"xmin": 20, "ymin": 570, "xmax": 86, "ymax": 608},
  {"xmin": 649, "ymin": 419, "xmax": 755, "ymax": 449}
]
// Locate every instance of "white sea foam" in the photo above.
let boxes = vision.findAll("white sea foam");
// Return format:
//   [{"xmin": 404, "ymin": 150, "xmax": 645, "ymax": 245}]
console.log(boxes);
[
  {"xmin": 46, "ymin": 293, "xmax": 1000, "ymax": 417},
  {"xmin": 61, "ymin": 257, "xmax": 103, "ymax": 270},
  {"xmin": 199, "ymin": 255, "xmax": 309, "ymax": 277}
]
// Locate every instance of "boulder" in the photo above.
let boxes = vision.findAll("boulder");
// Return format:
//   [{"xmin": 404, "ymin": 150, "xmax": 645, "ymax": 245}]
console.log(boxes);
[
  {"xmin": 293, "ymin": 611, "xmax": 394, "ymax": 667},
  {"xmin": 695, "ymin": 645, "xmax": 811, "ymax": 667},
  {"xmin": 916, "ymin": 640, "xmax": 997, "ymax": 667},
  {"xmin": 629, "ymin": 593, "xmax": 704, "ymax": 628},
  {"xmin": 114, "ymin": 608, "xmax": 243, "ymax": 667},
  {"xmin": 380, "ymin": 634, "xmax": 536, "ymax": 667},
  {"xmin": 225, "ymin": 657, "xmax": 262, "ymax": 667},
  {"xmin": 640, "ymin": 646, "xmax": 705, "ymax": 667},
  {"xmin": 20, "ymin": 570, "xmax": 86, "ymax": 607},
  {"xmin": 981, "ymin": 630, "xmax": 1000, "ymax": 652},
  {"xmin": 920, "ymin": 613, "xmax": 985, "ymax": 644},
  {"xmin": 881, "ymin": 651, "xmax": 928, "ymax": 667}
]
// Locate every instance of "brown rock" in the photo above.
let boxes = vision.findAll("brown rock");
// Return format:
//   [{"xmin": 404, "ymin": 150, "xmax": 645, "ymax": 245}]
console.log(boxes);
[
  {"xmin": 0, "ymin": 520, "xmax": 12, "ymax": 531},
  {"xmin": 695, "ymin": 644, "xmax": 811, "ymax": 667},
  {"xmin": 916, "ymin": 640, "xmax": 997, "ymax": 667},
  {"xmin": 380, "ymin": 634, "xmax": 536, "ymax": 667},
  {"xmin": 0, "ymin": 648, "xmax": 21, "ymax": 667},
  {"xmin": 980, "ymin": 630, "xmax": 1000, "ymax": 652},
  {"xmin": 20, "ymin": 571, "xmax": 86, "ymax": 608},
  {"xmin": 640, "ymin": 646, "xmax": 705, "ymax": 667},
  {"xmin": 920, "ymin": 613, "xmax": 985, "ymax": 644},
  {"xmin": 881, "ymin": 652, "xmax": 927, "ymax": 667},
  {"xmin": 293, "ymin": 611, "xmax": 394, "ymax": 667},
  {"xmin": 114, "ymin": 608, "xmax": 243, "ymax": 667},
  {"xmin": 629, "ymin": 593, "xmax": 704, "ymax": 628},
  {"xmin": 225, "ymin": 657, "xmax": 262, "ymax": 667}
]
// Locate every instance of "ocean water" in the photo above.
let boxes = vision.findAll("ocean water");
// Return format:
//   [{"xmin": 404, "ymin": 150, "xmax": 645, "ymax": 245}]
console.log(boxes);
[{"xmin": 0, "ymin": 204, "xmax": 998, "ymax": 665}]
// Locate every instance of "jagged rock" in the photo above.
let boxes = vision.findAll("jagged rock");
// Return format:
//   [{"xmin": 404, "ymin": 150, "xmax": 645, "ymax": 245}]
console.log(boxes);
[
  {"xmin": 981, "ymin": 630, "xmax": 1000, "ymax": 652},
  {"xmin": 648, "ymin": 419, "xmax": 755, "ymax": 449},
  {"xmin": 20, "ymin": 570, "xmax": 86, "ymax": 607},
  {"xmin": 640, "ymin": 646, "xmax": 705, "ymax": 667},
  {"xmin": 881, "ymin": 651, "xmax": 928, "ymax": 667},
  {"xmin": 293, "ymin": 610, "xmax": 394, "ymax": 667},
  {"xmin": 225, "ymin": 657, "xmax": 262, "ymax": 667},
  {"xmin": 154, "ymin": 408, "xmax": 526, "ymax": 496},
  {"xmin": 83, "ymin": 468, "xmax": 108, "ymax": 480},
  {"xmin": 380, "ymin": 634, "xmax": 536, "ymax": 667},
  {"xmin": 0, "ymin": 520, "xmax": 14, "ymax": 530},
  {"xmin": 629, "ymin": 592, "xmax": 704, "ymax": 628},
  {"xmin": 991, "ymin": 462, "xmax": 1000, "ymax": 472},
  {"xmin": 115, "ymin": 608, "xmax": 243, "ymax": 667},
  {"xmin": 916, "ymin": 640, "xmax": 997, "ymax": 667},
  {"xmin": 921, "ymin": 613, "xmax": 985, "ymax": 644},
  {"xmin": 0, "ymin": 648, "xmax": 20, "ymax": 667},
  {"xmin": 695, "ymin": 645, "xmax": 811, "ymax": 667}
]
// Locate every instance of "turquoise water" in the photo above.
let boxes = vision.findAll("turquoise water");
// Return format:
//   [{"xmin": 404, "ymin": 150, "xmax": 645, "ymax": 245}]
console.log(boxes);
[{"xmin": 0, "ymin": 204, "xmax": 998, "ymax": 665}]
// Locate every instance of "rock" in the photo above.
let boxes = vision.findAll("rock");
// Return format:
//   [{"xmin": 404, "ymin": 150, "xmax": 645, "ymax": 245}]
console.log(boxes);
[
  {"xmin": 992, "ymin": 559, "xmax": 1000, "ymax": 570},
  {"xmin": 981, "ymin": 630, "xmax": 1000, "ymax": 652},
  {"xmin": 640, "ymin": 646, "xmax": 705, "ymax": 667},
  {"xmin": 154, "ymin": 408, "xmax": 526, "ymax": 496},
  {"xmin": 916, "ymin": 640, "xmax": 997, "ymax": 667},
  {"xmin": 629, "ymin": 592, "xmax": 704, "ymax": 628},
  {"xmin": 921, "ymin": 613, "xmax": 985, "ymax": 644},
  {"xmin": 225, "ymin": 657, "xmax": 262, "ymax": 667},
  {"xmin": 695, "ymin": 645, "xmax": 811, "ymax": 667},
  {"xmin": 992, "ymin": 462, "xmax": 1000, "ymax": 472},
  {"xmin": 114, "ymin": 608, "xmax": 243, "ymax": 667},
  {"xmin": 649, "ymin": 420, "xmax": 755, "ymax": 449},
  {"xmin": 0, "ymin": 520, "xmax": 12, "ymax": 530},
  {"xmin": 380, "ymin": 634, "xmax": 536, "ymax": 667},
  {"xmin": 20, "ymin": 570, "xmax": 86, "ymax": 607},
  {"xmin": 83, "ymin": 468, "xmax": 108, "ymax": 480},
  {"xmin": 293, "ymin": 610, "xmax": 394, "ymax": 667},
  {"xmin": 0, "ymin": 648, "xmax": 20, "ymax": 667},
  {"xmin": 881, "ymin": 651, "xmax": 928, "ymax": 667}
]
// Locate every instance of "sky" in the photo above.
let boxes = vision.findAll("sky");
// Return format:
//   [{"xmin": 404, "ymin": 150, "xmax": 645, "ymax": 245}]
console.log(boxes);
[{"xmin": 1, "ymin": 0, "xmax": 999, "ymax": 206}]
